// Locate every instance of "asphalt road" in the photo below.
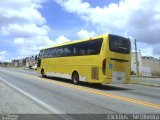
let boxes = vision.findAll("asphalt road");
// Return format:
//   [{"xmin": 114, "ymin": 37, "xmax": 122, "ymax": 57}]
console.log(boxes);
[{"xmin": 0, "ymin": 67, "xmax": 160, "ymax": 120}]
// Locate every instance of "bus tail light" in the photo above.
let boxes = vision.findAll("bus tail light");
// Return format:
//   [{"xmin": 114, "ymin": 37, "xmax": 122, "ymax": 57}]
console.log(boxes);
[{"xmin": 102, "ymin": 59, "xmax": 106, "ymax": 75}]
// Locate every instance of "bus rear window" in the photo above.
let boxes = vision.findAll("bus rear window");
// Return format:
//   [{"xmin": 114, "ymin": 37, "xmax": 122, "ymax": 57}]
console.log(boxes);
[{"xmin": 109, "ymin": 34, "xmax": 130, "ymax": 54}]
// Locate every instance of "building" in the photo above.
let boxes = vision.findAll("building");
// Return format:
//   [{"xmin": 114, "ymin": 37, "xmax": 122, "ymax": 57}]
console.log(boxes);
[
  {"xmin": 25, "ymin": 57, "xmax": 37, "ymax": 68},
  {"xmin": 131, "ymin": 52, "xmax": 160, "ymax": 77},
  {"xmin": 11, "ymin": 56, "xmax": 37, "ymax": 68},
  {"xmin": 11, "ymin": 59, "xmax": 24, "ymax": 67},
  {"xmin": 141, "ymin": 56, "xmax": 160, "ymax": 76}
]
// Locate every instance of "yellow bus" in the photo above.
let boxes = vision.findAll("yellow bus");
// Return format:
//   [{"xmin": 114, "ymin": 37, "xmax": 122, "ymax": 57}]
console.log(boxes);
[{"xmin": 37, "ymin": 34, "xmax": 131, "ymax": 84}]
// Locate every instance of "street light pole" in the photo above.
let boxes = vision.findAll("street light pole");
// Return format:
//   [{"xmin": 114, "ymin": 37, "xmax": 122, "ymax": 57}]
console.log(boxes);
[{"xmin": 134, "ymin": 39, "xmax": 139, "ymax": 76}]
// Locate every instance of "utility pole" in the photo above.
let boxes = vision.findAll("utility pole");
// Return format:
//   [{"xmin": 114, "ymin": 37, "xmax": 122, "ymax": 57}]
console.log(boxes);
[{"xmin": 134, "ymin": 39, "xmax": 139, "ymax": 76}]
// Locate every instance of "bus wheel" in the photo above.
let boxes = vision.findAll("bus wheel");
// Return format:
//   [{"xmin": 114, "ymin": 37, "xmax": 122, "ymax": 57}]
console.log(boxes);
[
  {"xmin": 72, "ymin": 72, "xmax": 79, "ymax": 85},
  {"xmin": 41, "ymin": 69, "xmax": 47, "ymax": 78}
]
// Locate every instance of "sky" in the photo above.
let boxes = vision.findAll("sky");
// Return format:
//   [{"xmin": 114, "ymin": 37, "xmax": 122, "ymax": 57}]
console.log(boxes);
[{"xmin": 0, "ymin": 0, "xmax": 160, "ymax": 62}]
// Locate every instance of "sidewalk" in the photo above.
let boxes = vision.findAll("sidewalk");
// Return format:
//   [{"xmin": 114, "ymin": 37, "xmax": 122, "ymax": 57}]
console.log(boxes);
[{"xmin": 130, "ymin": 76, "xmax": 160, "ymax": 87}]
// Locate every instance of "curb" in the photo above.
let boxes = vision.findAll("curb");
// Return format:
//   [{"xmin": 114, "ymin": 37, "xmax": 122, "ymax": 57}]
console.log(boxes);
[{"xmin": 130, "ymin": 80, "xmax": 160, "ymax": 87}]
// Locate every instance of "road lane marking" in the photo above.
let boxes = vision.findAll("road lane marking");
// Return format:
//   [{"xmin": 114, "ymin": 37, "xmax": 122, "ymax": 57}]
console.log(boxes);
[
  {"xmin": 1, "ymin": 69, "xmax": 160, "ymax": 110},
  {"xmin": 0, "ymin": 77, "xmax": 74, "ymax": 120},
  {"xmin": 25, "ymin": 74, "xmax": 160, "ymax": 109}
]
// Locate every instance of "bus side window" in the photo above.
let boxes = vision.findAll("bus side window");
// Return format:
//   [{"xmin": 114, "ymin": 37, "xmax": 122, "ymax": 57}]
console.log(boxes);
[
  {"xmin": 87, "ymin": 49, "xmax": 94, "ymax": 55},
  {"xmin": 76, "ymin": 42, "xmax": 87, "ymax": 56},
  {"xmin": 55, "ymin": 47, "xmax": 63, "ymax": 57},
  {"xmin": 43, "ymin": 49, "xmax": 49, "ymax": 58},
  {"xmin": 86, "ymin": 38, "xmax": 103, "ymax": 55},
  {"xmin": 64, "ymin": 46, "xmax": 72, "ymax": 56},
  {"xmin": 79, "ymin": 49, "xmax": 85, "ymax": 55},
  {"xmin": 48, "ymin": 49, "xmax": 52, "ymax": 58},
  {"xmin": 50, "ymin": 48, "xmax": 56, "ymax": 57},
  {"xmin": 37, "ymin": 50, "xmax": 43, "ymax": 67},
  {"xmin": 73, "ymin": 47, "xmax": 76, "ymax": 56},
  {"xmin": 47, "ymin": 49, "xmax": 50, "ymax": 57},
  {"xmin": 39, "ymin": 50, "xmax": 43, "ymax": 59}
]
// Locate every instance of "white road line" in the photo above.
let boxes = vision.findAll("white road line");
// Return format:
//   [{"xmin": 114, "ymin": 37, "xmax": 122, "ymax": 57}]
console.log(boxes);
[{"xmin": 0, "ymin": 77, "xmax": 74, "ymax": 120}]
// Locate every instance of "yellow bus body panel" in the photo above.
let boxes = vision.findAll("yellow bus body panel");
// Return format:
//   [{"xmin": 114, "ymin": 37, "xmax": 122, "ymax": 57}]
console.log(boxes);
[{"xmin": 38, "ymin": 34, "xmax": 131, "ymax": 84}]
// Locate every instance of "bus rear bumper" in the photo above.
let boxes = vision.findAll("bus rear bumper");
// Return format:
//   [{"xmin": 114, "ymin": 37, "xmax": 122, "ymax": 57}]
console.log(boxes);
[{"xmin": 102, "ymin": 76, "xmax": 130, "ymax": 84}]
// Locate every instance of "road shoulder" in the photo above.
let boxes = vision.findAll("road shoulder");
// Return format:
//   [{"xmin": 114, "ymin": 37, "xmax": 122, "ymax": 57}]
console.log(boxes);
[{"xmin": 0, "ymin": 80, "xmax": 49, "ymax": 114}]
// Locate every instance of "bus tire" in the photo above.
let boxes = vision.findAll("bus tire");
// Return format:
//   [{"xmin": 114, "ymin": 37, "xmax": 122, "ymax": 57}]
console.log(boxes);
[
  {"xmin": 41, "ymin": 69, "xmax": 47, "ymax": 78},
  {"xmin": 72, "ymin": 71, "xmax": 79, "ymax": 85}
]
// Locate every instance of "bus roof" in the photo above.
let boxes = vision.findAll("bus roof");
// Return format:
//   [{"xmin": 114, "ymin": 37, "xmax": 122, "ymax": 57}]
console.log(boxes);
[{"xmin": 42, "ymin": 34, "xmax": 108, "ymax": 50}]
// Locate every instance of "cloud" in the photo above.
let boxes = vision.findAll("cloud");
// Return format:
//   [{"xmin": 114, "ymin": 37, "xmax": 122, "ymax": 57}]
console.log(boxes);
[
  {"xmin": 0, "ymin": 0, "xmax": 73, "ymax": 61},
  {"xmin": 13, "ymin": 36, "xmax": 54, "ymax": 57},
  {"xmin": 0, "ymin": 0, "xmax": 53, "ymax": 60},
  {"xmin": 0, "ymin": 0, "xmax": 48, "ymax": 38},
  {"xmin": 1, "ymin": 24, "xmax": 49, "ymax": 37},
  {"xmin": 0, "ymin": 0, "xmax": 46, "ymax": 26},
  {"xmin": 55, "ymin": 0, "xmax": 160, "ymax": 57},
  {"xmin": 13, "ymin": 38, "xmax": 25, "ymax": 44},
  {"xmin": 55, "ymin": 0, "xmax": 91, "ymax": 15},
  {"xmin": 54, "ymin": 35, "xmax": 70, "ymax": 44},
  {"xmin": 0, "ymin": 51, "xmax": 8, "ymax": 62},
  {"xmin": 77, "ymin": 29, "xmax": 95, "ymax": 39},
  {"xmin": 13, "ymin": 35, "xmax": 70, "ymax": 58},
  {"xmin": 1, "ymin": 0, "xmax": 160, "ymax": 62},
  {"xmin": 152, "ymin": 44, "xmax": 160, "ymax": 57}
]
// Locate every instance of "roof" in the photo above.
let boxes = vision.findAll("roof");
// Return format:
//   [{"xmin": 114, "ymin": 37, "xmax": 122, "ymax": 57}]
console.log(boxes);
[{"xmin": 42, "ymin": 34, "xmax": 108, "ymax": 50}]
